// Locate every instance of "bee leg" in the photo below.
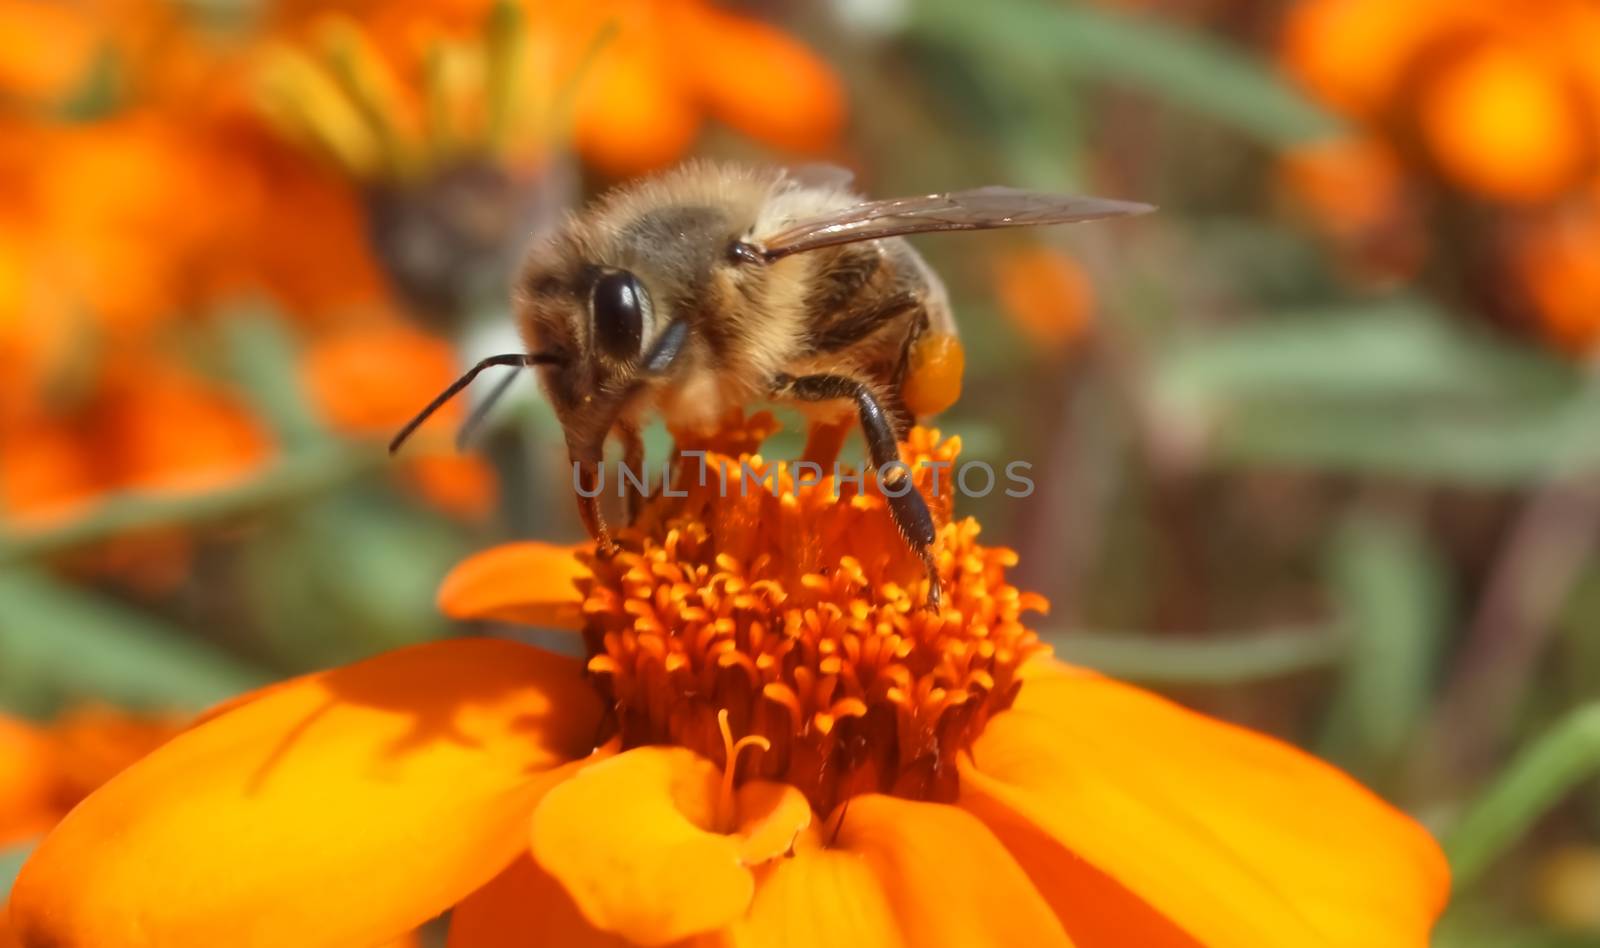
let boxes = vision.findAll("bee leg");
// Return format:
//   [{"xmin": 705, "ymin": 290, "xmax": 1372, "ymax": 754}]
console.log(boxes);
[
  {"xmin": 573, "ymin": 458, "xmax": 616, "ymax": 556},
  {"xmin": 773, "ymin": 373, "xmax": 941, "ymax": 610},
  {"xmin": 620, "ymin": 423, "xmax": 647, "ymax": 524}
]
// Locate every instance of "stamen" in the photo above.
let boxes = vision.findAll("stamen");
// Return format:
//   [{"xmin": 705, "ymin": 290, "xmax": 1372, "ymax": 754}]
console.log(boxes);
[{"xmin": 717, "ymin": 709, "xmax": 771, "ymax": 832}]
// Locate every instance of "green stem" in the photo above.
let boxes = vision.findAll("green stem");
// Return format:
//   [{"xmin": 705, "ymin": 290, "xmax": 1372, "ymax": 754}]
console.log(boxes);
[
  {"xmin": 1445, "ymin": 703, "xmax": 1600, "ymax": 889},
  {"xmin": 1046, "ymin": 626, "xmax": 1345, "ymax": 683},
  {"xmin": 0, "ymin": 444, "xmax": 384, "ymax": 565}
]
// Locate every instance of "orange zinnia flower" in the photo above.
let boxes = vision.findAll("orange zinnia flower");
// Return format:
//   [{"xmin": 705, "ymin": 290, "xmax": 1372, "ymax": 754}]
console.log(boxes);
[{"xmin": 10, "ymin": 418, "xmax": 1448, "ymax": 947}]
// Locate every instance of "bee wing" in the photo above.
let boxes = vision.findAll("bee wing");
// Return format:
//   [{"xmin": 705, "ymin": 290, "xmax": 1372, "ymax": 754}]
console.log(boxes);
[
  {"xmin": 754, "ymin": 188, "xmax": 1154, "ymax": 260},
  {"xmin": 785, "ymin": 162, "xmax": 856, "ymax": 191}
]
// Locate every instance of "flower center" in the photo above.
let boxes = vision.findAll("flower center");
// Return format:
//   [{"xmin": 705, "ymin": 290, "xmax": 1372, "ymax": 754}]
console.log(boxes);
[{"xmin": 577, "ymin": 414, "xmax": 1050, "ymax": 814}]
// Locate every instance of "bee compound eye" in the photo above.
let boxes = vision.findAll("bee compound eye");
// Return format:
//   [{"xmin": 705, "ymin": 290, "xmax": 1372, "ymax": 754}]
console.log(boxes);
[{"xmin": 590, "ymin": 269, "xmax": 651, "ymax": 360}]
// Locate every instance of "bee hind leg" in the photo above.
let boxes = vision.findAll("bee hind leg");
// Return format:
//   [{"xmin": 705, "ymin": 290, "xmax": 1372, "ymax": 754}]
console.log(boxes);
[{"xmin": 772, "ymin": 372, "xmax": 941, "ymax": 610}]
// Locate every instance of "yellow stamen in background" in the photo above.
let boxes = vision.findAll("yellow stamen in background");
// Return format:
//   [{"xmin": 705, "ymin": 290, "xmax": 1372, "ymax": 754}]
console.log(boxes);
[
  {"xmin": 314, "ymin": 15, "xmax": 425, "ymax": 182},
  {"xmin": 255, "ymin": 42, "xmax": 384, "ymax": 178}
]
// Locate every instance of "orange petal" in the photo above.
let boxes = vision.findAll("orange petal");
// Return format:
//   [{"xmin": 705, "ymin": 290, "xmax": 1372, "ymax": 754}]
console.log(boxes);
[
  {"xmin": 732, "ymin": 780, "xmax": 813, "ymax": 864},
  {"xmin": 835, "ymin": 795, "xmax": 1072, "ymax": 948},
  {"xmin": 438, "ymin": 541, "xmax": 590, "ymax": 629},
  {"xmin": 963, "ymin": 794, "xmax": 1201, "ymax": 948},
  {"xmin": 2, "ymin": 905, "xmax": 22, "ymax": 948},
  {"xmin": 711, "ymin": 795, "xmax": 1072, "ymax": 948},
  {"xmin": 448, "ymin": 855, "xmax": 630, "ymax": 948},
  {"xmin": 530, "ymin": 746, "xmax": 809, "ymax": 945},
  {"xmin": 960, "ymin": 673, "xmax": 1449, "ymax": 948},
  {"xmin": 11, "ymin": 639, "xmax": 604, "ymax": 948},
  {"xmin": 706, "ymin": 827, "xmax": 900, "ymax": 947}
]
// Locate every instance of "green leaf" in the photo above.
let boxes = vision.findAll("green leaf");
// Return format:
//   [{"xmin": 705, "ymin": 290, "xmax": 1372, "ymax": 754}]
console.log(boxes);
[
  {"xmin": 1044, "ymin": 625, "xmax": 1344, "ymax": 684},
  {"xmin": 0, "ymin": 444, "xmax": 384, "ymax": 565},
  {"xmin": 1445, "ymin": 702, "xmax": 1600, "ymax": 889},
  {"xmin": 914, "ymin": 0, "xmax": 1341, "ymax": 147},
  {"xmin": 1433, "ymin": 904, "xmax": 1600, "ymax": 948},
  {"xmin": 1157, "ymin": 301, "xmax": 1568, "ymax": 407},
  {"xmin": 0, "ymin": 569, "xmax": 267, "ymax": 715},
  {"xmin": 220, "ymin": 306, "xmax": 327, "ymax": 449},
  {"xmin": 242, "ymin": 495, "xmax": 463, "ymax": 669},
  {"xmin": 1152, "ymin": 302, "xmax": 1600, "ymax": 483},
  {"xmin": 1318, "ymin": 516, "xmax": 1447, "ymax": 774}
]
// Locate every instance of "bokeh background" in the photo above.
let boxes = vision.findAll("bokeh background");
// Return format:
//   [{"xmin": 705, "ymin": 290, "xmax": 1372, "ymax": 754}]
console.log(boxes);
[{"xmin": 4, "ymin": 0, "xmax": 1600, "ymax": 943}]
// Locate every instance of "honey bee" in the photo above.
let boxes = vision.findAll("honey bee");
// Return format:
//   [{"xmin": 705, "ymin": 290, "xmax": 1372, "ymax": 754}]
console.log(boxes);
[{"xmin": 392, "ymin": 163, "xmax": 1150, "ymax": 608}]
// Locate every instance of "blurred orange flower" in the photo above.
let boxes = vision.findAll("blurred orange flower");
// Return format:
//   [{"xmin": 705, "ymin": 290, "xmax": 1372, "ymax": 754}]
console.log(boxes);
[
  {"xmin": 0, "ymin": 0, "xmax": 179, "ymax": 108},
  {"xmin": 1513, "ymin": 198, "xmax": 1600, "ymax": 354},
  {"xmin": 0, "ymin": 116, "xmax": 225, "ymax": 348},
  {"xmin": 0, "ymin": 111, "xmax": 386, "ymax": 409},
  {"xmin": 1416, "ymin": 40, "xmax": 1587, "ymax": 204},
  {"xmin": 302, "ymin": 322, "xmax": 463, "ymax": 435},
  {"xmin": 99, "ymin": 358, "xmax": 274, "ymax": 496},
  {"xmin": 0, "ymin": 357, "xmax": 270, "ymax": 526},
  {"xmin": 1282, "ymin": 0, "xmax": 1600, "ymax": 204},
  {"xmin": 1277, "ymin": 138, "xmax": 1426, "ymax": 284},
  {"xmin": 0, "ymin": 706, "xmax": 182, "ymax": 848},
  {"xmin": 1279, "ymin": 138, "xmax": 1406, "ymax": 241},
  {"xmin": 0, "ymin": 1, "xmax": 102, "ymax": 106},
  {"xmin": 403, "ymin": 453, "xmax": 498, "ymax": 520},
  {"xmin": 262, "ymin": 0, "xmax": 845, "ymax": 178},
  {"xmin": 302, "ymin": 320, "xmax": 499, "ymax": 517},
  {"xmin": 993, "ymin": 246, "xmax": 1095, "ymax": 354},
  {"xmin": 11, "ymin": 418, "xmax": 1449, "ymax": 947}
]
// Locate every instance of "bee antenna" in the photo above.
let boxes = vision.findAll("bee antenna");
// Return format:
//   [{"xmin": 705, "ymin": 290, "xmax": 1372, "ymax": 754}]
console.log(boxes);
[
  {"xmin": 388, "ymin": 352, "xmax": 557, "ymax": 455},
  {"xmin": 453, "ymin": 366, "xmax": 522, "ymax": 452}
]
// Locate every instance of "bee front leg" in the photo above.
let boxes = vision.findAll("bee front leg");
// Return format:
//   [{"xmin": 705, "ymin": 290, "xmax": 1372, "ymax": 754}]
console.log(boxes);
[
  {"xmin": 619, "ymin": 423, "xmax": 647, "ymax": 524},
  {"xmin": 572, "ymin": 458, "xmax": 616, "ymax": 556},
  {"xmin": 772, "ymin": 372, "xmax": 941, "ymax": 610}
]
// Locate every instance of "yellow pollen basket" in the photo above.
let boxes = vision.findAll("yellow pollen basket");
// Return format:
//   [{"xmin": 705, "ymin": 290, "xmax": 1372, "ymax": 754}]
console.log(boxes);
[{"xmin": 577, "ymin": 413, "xmax": 1050, "ymax": 814}]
